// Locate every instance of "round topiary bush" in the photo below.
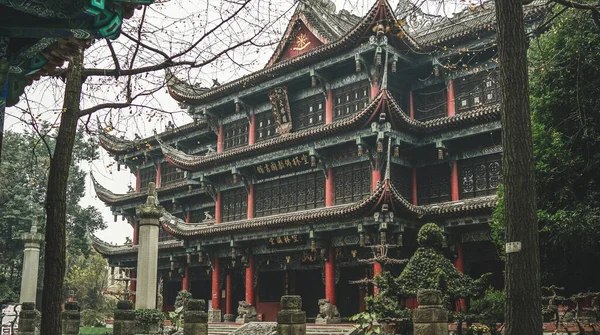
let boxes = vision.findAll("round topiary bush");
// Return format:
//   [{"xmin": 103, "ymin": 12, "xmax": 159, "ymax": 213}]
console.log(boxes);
[{"xmin": 417, "ymin": 223, "xmax": 444, "ymax": 249}]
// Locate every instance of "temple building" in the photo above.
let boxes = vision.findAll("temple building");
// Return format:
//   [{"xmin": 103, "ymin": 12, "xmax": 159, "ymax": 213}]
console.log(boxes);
[{"xmin": 92, "ymin": 0, "xmax": 546, "ymax": 322}]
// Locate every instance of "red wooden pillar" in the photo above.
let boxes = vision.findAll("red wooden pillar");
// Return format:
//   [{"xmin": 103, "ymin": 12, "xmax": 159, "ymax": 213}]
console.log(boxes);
[
  {"xmin": 182, "ymin": 267, "xmax": 190, "ymax": 291},
  {"xmin": 454, "ymin": 243, "xmax": 467, "ymax": 311},
  {"xmin": 370, "ymin": 79, "xmax": 380, "ymax": 100},
  {"xmin": 447, "ymin": 79, "xmax": 455, "ymax": 117},
  {"xmin": 211, "ymin": 258, "xmax": 220, "ymax": 310},
  {"xmin": 248, "ymin": 114, "xmax": 256, "ymax": 145},
  {"xmin": 129, "ymin": 271, "xmax": 136, "ymax": 303},
  {"xmin": 325, "ymin": 168, "xmax": 334, "ymax": 207},
  {"xmin": 325, "ymin": 89, "xmax": 333, "ymax": 124},
  {"xmin": 185, "ymin": 211, "xmax": 191, "ymax": 223},
  {"xmin": 373, "ymin": 262, "xmax": 382, "ymax": 295},
  {"xmin": 451, "ymin": 161, "xmax": 459, "ymax": 201},
  {"xmin": 411, "ymin": 168, "xmax": 418, "ymax": 206},
  {"xmin": 155, "ymin": 163, "xmax": 162, "ymax": 188},
  {"xmin": 135, "ymin": 169, "xmax": 141, "ymax": 193},
  {"xmin": 215, "ymin": 191, "xmax": 222, "ymax": 224},
  {"xmin": 225, "ymin": 274, "xmax": 233, "ymax": 315},
  {"xmin": 325, "ymin": 248, "xmax": 336, "ymax": 305},
  {"xmin": 372, "ymin": 159, "xmax": 381, "ymax": 191},
  {"xmin": 409, "ymin": 90, "xmax": 415, "ymax": 119},
  {"xmin": 217, "ymin": 124, "xmax": 224, "ymax": 153},
  {"xmin": 245, "ymin": 255, "xmax": 255, "ymax": 306},
  {"xmin": 133, "ymin": 221, "xmax": 139, "ymax": 245},
  {"xmin": 247, "ymin": 184, "xmax": 254, "ymax": 219}
]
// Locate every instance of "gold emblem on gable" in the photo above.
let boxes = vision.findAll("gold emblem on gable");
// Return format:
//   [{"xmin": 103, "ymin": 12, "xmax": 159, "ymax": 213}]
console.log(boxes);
[{"xmin": 292, "ymin": 33, "xmax": 311, "ymax": 51}]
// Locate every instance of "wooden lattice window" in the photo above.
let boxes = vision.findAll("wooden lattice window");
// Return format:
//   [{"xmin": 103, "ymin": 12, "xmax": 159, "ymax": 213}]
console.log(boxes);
[
  {"xmin": 139, "ymin": 167, "xmax": 156, "ymax": 193},
  {"xmin": 390, "ymin": 164, "xmax": 412, "ymax": 203},
  {"xmin": 417, "ymin": 164, "xmax": 450, "ymax": 205},
  {"xmin": 160, "ymin": 163, "xmax": 184, "ymax": 187},
  {"xmin": 414, "ymin": 83, "xmax": 447, "ymax": 121},
  {"xmin": 223, "ymin": 119, "xmax": 249, "ymax": 150},
  {"xmin": 459, "ymin": 154, "xmax": 502, "ymax": 199},
  {"xmin": 255, "ymin": 172, "xmax": 325, "ymax": 217},
  {"xmin": 455, "ymin": 71, "xmax": 499, "ymax": 114},
  {"xmin": 333, "ymin": 161, "xmax": 371, "ymax": 204},
  {"xmin": 333, "ymin": 81, "xmax": 370, "ymax": 120},
  {"xmin": 255, "ymin": 111, "xmax": 277, "ymax": 142},
  {"xmin": 290, "ymin": 95, "xmax": 325, "ymax": 131},
  {"xmin": 221, "ymin": 188, "xmax": 248, "ymax": 223}
]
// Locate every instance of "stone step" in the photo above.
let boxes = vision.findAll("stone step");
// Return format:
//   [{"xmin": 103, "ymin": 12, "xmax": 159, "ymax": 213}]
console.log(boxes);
[{"xmin": 208, "ymin": 322, "xmax": 242, "ymax": 335}]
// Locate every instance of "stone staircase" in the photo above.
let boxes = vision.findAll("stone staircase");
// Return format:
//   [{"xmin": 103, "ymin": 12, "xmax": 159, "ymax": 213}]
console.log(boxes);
[
  {"xmin": 306, "ymin": 324, "xmax": 358, "ymax": 335},
  {"xmin": 208, "ymin": 322, "xmax": 242, "ymax": 335}
]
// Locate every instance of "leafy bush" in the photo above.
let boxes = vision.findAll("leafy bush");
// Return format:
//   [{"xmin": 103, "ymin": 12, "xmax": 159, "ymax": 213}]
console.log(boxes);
[
  {"xmin": 81, "ymin": 309, "xmax": 106, "ymax": 327},
  {"xmin": 135, "ymin": 309, "xmax": 165, "ymax": 332},
  {"xmin": 174, "ymin": 290, "xmax": 192, "ymax": 311},
  {"xmin": 470, "ymin": 288, "xmax": 504, "ymax": 335},
  {"xmin": 79, "ymin": 327, "xmax": 110, "ymax": 335}
]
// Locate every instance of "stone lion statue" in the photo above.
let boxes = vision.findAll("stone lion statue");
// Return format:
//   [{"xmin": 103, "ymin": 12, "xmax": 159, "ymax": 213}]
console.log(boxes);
[
  {"xmin": 236, "ymin": 301, "xmax": 258, "ymax": 323},
  {"xmin": 315, "ymin": 299, "xmax": 341, "ymax": 324}
]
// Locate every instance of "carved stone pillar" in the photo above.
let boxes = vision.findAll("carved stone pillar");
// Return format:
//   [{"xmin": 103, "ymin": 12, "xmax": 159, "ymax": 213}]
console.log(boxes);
[
  {"xmin": 184, "ymin": 299, "xmax": 208, "ymax": 335},
  {"xmin": 413, "ymin": 290, "xmax": 448, "ymax": 335},
  {"xmin": 277, "ymin": 295, "xmax": 306, "ymax": 335},
  {"xmin": 19, "ymin": 221, "xmax": 43, "ymax": 304},
  {"xmin": 61, "ymin": 301, "xmax": 80, "ymax": 335},
  {"xmin": 113, "ymin": 300, "xmax": 136, "ymax": 335},
  {"xmin": 18, "ymin": 302, "xmax": 37, "ymax": 335}
]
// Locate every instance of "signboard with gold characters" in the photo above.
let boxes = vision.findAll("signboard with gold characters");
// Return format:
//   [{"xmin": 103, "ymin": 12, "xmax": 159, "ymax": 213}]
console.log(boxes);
[
  {"xmin": 267, "ymin": 234, "xmax": 304, "ymax": 247},
  {"xmin": 254, "ymin": 153, "xmax": 311, "ymax": 177}
]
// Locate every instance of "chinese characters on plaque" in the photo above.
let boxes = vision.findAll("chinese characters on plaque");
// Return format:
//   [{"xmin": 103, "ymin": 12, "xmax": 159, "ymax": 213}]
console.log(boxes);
[
  {"xmin": 254, "ymin": 153, "xmax": 310, "ymax": 176},
  {"xmin": 267, "ymin": 234, "xmax": 304, "ymax": 247},
  {"xmin": 268, "ymin": 87, "xmax": 293, "ymax": 135}
]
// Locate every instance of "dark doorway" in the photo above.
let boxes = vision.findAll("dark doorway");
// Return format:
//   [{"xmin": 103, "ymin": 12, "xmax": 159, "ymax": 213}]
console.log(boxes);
[
  {"xmin": 337, "ymin": 266, "xmax": 362, "ymax": 317},
  {"xmin": 294, "ymin": 269, "xmax": 324, "ymax": 318},
  {"xmin": 190, "ymin": 278, "xmax": 211, "ymax": 309}
]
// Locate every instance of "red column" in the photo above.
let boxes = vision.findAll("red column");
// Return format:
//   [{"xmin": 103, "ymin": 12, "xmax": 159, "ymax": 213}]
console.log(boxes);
[
  {"xmin": 454, "ymin": 243, "xmax": 467, "ymax": 311},
  {"xmin": 447, "ymin": 79, "xmax": 455, "ymax": 117},
  {"xmin": 247, "ymin": 184, "xmax": 254, "ymax": 219},
  {"xmin": 409, "ymin": 90, "xmax": 415, "ymax": 119},
  {"xmin": 325, "ymin": 89, "xmax": 333, "ymax": 124},
  {"xmin": 133, "ymin": 221, "xmax": 139, "ymax": 245},
  {"xmin": 325, "ymin": 168, "xmax": 334, "ymax": 206},
  {"xmin": 325, "ymin": 248, "xmax": 336, "ymax": 305},
  {"xmin": 249, "ymin": 114, "xmax": 256, "ymax": 145},
  {"xmin": 217, "ymin": 124, "xmax": 224, "ymax": 153},
  {"xmin": 225, "ymin": 274, "xmax": 233, "ymax": 315},
  {"xmin": 411, "ymin": 168, "xmax": 418, "ymax": 206},
  {"xmin": 129, "ymin": 271, "xmax": 136, "ymax": 303},
  {"xmin": 451, "ymin": 161, "xmax": 459, "ymax": 201},
  {"xmin": 215, "ymin": 191, "xmax": 222, "ymax": 224},
  {"xmin": 135, "ymin": 169, "xmax": 141, "ymax": 193},
  {"xmin": 182, "ymin": 267, "xmax": 190, "ymax": 291},
  {"xmin": 373, "ymin": 262, "xmax": 382, "ymax": 295},
  {"xmin": 370, "ymin": 79, "xmax": 380, "ymax": 100},
  {"xmin": 155, "ymin": 163, "xmax": 162, "ymax": 188},
  {"xmin": 185, "ymin": 211, "xmax": 191, "ymax": 223},
  {"xmin": 245, "ymin": 255, "xmax": 255, "ymax": 306},
  {"xmin": 372, "ymin": 160, "xmax": 381, "ymax": 191},
  {"xmin": 211, "ymin": 258, "xmax": 220, "ymax": 310}
]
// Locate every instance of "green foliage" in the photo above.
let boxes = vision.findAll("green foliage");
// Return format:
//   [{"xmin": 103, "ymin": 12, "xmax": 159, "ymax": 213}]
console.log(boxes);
[
  {"xmin": 79, "ymin": 327, "xmax": 110, "ymax": 335},
  {"xmin": 417, "ymin": 223, "xmax": 444, "ymax": 250},
  {"xmin": 135, "ymin": 309, "xmax": 166, "ymax": 332},
  {"xmin": 469, "ymin": 288, "xmax": 505, "ymax": 335},
  {"xmin": 174, "ymin": 290, "xmax": 192, "ymax": 311},
  {"xmin": 64, "ymin": 251, "xmax": 109, "ymax": 311},
  {"xmin": 81, "ymin": 309, "xmax": 106, "ymax": 327},
  {"xmin": 349, "ymin": 312, "xmax": 383, "ymax": 334},
  {"xmin": 490, "ymin": 185, "xmax": 505, "ymax": 260}
]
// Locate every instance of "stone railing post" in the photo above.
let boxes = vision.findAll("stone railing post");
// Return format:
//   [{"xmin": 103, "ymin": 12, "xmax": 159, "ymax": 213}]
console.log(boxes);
[
  {"xmin": 62, "ymin": 301, "xmax": 80, "ymax": 335},
  {"xmin": 413, "ymin": 289, "xmax": 448, "ymax": 335},
  {"xmin": 18, "ymin": 302, "xmax": 37, "ymax": 335},
  {"xmin": 113, "ymin": 300, "xmax": 136, "ymax": 335},
  {"xmin": 277, "ymin": 295, "xmax": 306, "ymax": 335},
  {"xmin": 19, "ymin": 221, "xmax": 43, "ymax": 303},
  {"xmin": 183, "ymin": 299, "xmax": 208, "ymax": 335},
  {"xmin": 135, "ymin": 182, "xmax": 163, "ymax": 309}
]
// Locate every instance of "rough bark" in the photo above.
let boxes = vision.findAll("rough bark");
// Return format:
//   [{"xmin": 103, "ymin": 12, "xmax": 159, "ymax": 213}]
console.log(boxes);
[
  {"xmin": 494, "ymin": 2, "xmax": 542, "ymax": 335},
  {"xmin": 40, "ymin": 49, "xmax": 83, "ymax": 335}
]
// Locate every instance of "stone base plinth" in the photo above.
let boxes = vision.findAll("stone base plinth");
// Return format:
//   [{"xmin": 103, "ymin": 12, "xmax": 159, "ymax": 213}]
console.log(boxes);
[
  {"xmin": 207, "ymin": 309, "xmax": 221, "ymax": 322},
  {"xmin": 183, "ymin": 323, "xmax": 208, "ymax": 335},
  {"xmin": 315, "ymin": 316, "xmax": 341, "ymax": 324},
  {"xmin": 236, "ymin": 315, "xmax": 259, "ymax": 324},
  {"xmin": 413, "ymin": 322, "xmax": 448, "ymax": 335},
  {"xmin": 277, "ymin": 323, "xmax": 306, "ymax": 335},
  {"xmin": 223, "ymin": 314, "xmax": 236, "ymax": 322}
]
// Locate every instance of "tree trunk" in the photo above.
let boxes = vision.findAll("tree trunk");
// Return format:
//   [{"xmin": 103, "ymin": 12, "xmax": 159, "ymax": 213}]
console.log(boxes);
[
  {"xmin": 40, "ymin": 49, "xmax": 83, "ymax": 335},
  {"xmin": 494, "ymin": 2, "xmax": 542, "ymax": 335}
]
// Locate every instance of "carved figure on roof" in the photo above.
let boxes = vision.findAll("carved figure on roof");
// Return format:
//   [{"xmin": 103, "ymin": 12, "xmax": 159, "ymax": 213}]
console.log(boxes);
[
  {"xmin": 315, "ymin": 299, "xmax": 341, "ymax": 324},
  {"xmin": 203, "ymin": 211, "xmax": 214, "ymax": 221},
  {"xmin": 205, "ymin": 144, "xmax": 216, "ymax": 154},
  {"xmin": 235, "ymin": 301, "xmax": 258, "ymax": 323}
]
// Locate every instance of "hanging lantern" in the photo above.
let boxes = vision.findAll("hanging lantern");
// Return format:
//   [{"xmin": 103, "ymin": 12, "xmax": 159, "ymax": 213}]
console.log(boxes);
[
  {"xmin": 392, "ymin": 60, "xmax": 397, "ymax": 73},
  {"xmin": 359, "ymin": 233, "xmax": 365, "ymax": 247},
  {"xmin": 198, "ymin": 251, "xmax": 204, "ymax": 263},
  {"xmin": 377, "ymin": 141, "xmax": 384, "ymax": 153},
  {"xmin": 355, "ymin": 54, "xmax": 361, "ymax": 72},
  {"xmin": 310, "ymin": 155, "xmax": 317, "ymax": 168},
  {"xmin": 357, "ymin": 144, "xmax": 364, "ymax": 156},
  {"xmin": 393, "ymin": 146, "xmax": 400, "ymax": 158},
  {"xmin": 187, "ymin": 254, "xmax": 191, "ymax": 264},
  {"xmin": 397, "ymin": 233, "xmax": 403, "ymax": 247},
  {"xmin": 311, "ymin": 75, "xmax": 318, "ymax": 88},
  {"xmin": 380, "ymin": 231, "xmax": 387, "ymax": 245},
  {"xmin": 311, "ymin": 240, "xmax": 317, "ymax": 253},
  {"xmin": 235, "ymin": 102, "xmax": 241, "ymax": 113},
  {"xmin": 375, "ymin": 47, "xmax": 382, "ymax": 66},
  {"xmin": 438, "ymin": 148, "xmax": 444, "ymax": 160}
]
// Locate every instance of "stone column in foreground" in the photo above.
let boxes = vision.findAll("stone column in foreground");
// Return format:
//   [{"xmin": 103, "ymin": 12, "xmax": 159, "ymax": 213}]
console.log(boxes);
[
  {"xmin": 277, "ymin": 295, "xmax": 306, "ymax": 335},
  {"xmin": 18, "ymin": 302, "xmax": 37, "ymax": 335},
  {"xmin": 113, "ymin": 300, "xmax": 136, "ymax": 335},
  {"xmin": 62, "ymin": 301, "xmax": 80, "ymax": 335},
  {"xmin": 413, "ymin": 289, "xmax": 448, "ymax": 335},
  {"xmin": 135, "ymin": 182, "xmax": 163, "ymax": 309},
  {"xmin": 184, "ymin": 299, "xmax": 208, "ymax": 335},
  {"xmin": 19, "ymin": 221, "xmax": 43, "ymax": 304}
]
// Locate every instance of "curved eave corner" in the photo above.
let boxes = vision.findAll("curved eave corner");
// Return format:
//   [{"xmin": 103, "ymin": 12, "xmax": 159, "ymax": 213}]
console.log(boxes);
[
  {"xmin": 91, "ymin": 235, "xmax": 135, "ymax": 256},
  {"xmin": 91, "ymin": 173, "xmax": 128, "ymax": 205},
  {"xmin": 165, "ymin": 68, "xmax": 209, "ymax": 103}
]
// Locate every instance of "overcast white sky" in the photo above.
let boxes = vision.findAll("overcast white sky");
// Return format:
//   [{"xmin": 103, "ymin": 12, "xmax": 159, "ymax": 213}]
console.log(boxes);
[{"xmin": 4, "ymin": 0, "xmax": 471, "ymax": 244}]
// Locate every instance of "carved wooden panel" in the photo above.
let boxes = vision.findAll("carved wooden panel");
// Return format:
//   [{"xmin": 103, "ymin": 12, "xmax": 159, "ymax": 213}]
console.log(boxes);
[
  {"xmin": 255, "ymin": 172, "xmax": 325, "ymax": 217},
  {"xmin": 160, "ymin": 163, "xmax": 184, "ymax": 187},
  {"xmin": 139, "ymin": 167, "xmax": 156, "ymax": 193},
  {"xmin": 333, "ymin": 161, "xmax": 371, "ymax": 204},
  {"xmin": 417, "ymin": 163, "xmax": 450, "ymax": 205},
  {"xmin": 221, "ymin": 187, "xmax": 248, "ymax": 222},
  {"xmin": 455, "ymin": 71, "xmax": 499, "ymax": 114},
  {"xmin": 290, "ymin": 94, "xmax": 325, "ymax": 131},
  {"xmin": 223, "ymin": 118, "xmax": 249, "ymax": 150},
  {"xmin": 458, "ymin": 154, "xmax": 502, "ymax": 199},
  {"xmin": 390, "ymin": 164, "xmax": 412, "ymax": 203},
  {"xmin": 333, "ymin": 80, "xmax": 370, "ymax": 120},
  {"xmin": 255, "ymin": 111, "xmax": 278, "ymax": 142},
  {"xmin": 414, "ymin": 83, "xmax": 447, "ymax": 121}
]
